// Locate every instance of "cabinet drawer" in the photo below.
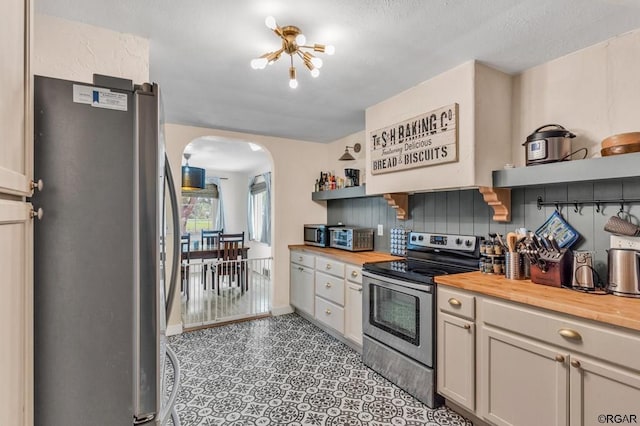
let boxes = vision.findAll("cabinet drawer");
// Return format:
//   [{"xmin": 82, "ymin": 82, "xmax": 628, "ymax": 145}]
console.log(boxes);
[
  {"xmin": 346, "ymin": 264, "xmax": 362, "ymax": 284},
  {"xmin": 315, "ymin": 271, "xmax": 345, "ymax": 305},
  {"xmin": 482, "ymin": 298, "xmax": 640, "ymax": 372},
  {"xmin": 315, "ymin": 297, "xmax": 345, "ymax": 334},
  {"xmin": 438, "ymin": 287, "xmax": 475, "ymax": 321},
  {"xmin": 290, "ymin": 251, "xmax": 314, "ymax": 268},
  {"xmin": 316, "ymin": 256, "xmax": 345, "ymax": 278}
]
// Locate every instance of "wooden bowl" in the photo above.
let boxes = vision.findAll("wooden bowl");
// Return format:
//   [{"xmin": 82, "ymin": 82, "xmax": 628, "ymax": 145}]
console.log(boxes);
[
  {"xmin": 601, "ymin": 132, "xmax": 640, "ymax": 149},
  {"xmin": 601, "ymin": 142, "xmax": 640, "ymax": 157}
]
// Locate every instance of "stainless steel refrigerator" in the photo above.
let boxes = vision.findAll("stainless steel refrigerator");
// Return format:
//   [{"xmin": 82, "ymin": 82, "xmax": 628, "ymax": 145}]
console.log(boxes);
[{"xmin": 32, "ymin": 75, "xmax": 181, "ymax": 425}]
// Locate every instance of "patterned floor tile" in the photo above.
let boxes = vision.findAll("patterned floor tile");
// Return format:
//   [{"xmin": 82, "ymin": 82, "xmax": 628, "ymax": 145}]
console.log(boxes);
[{"xmin": 167, "ymin": 313, "xmax": 472, "ymax": 426}]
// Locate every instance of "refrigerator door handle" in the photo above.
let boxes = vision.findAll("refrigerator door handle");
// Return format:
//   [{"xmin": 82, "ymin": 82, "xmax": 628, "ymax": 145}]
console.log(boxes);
[{"xmin": 164, "ymin": 153, "xmax": 180, "ymax": 322}]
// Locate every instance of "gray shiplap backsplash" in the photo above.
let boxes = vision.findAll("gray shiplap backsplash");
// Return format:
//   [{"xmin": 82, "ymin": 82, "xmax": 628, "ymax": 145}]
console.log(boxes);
[{"xmin": 327, "ymin": 178, "xmax": 640, "ymax": 277}]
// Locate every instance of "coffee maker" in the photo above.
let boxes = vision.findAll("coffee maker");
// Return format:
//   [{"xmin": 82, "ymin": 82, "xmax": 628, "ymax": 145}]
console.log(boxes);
[{"xmin": 344, "ymin": 168, "xmax": 360, "ymax": 187}]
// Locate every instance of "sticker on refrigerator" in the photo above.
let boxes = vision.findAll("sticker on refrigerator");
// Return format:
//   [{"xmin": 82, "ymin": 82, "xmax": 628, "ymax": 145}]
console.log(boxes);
[{"xmin": 73, "ymin": 84, "xmax": 128, "ymax": 111}]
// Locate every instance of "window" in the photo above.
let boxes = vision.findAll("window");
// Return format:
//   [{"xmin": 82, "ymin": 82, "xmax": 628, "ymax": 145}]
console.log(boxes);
[
  {"xmin": 181, "ymin": 183, "xmax": 219, "ymax": 240},
  {"xmin": 249, "ymin": 177, "xmax": 269, "ymax": 244}
]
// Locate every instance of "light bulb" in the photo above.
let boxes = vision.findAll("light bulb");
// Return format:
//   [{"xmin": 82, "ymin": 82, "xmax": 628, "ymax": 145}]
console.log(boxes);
[
  {"xmin": 251, "ymin": 58, "xmax": 268, "ymax": 69},
  {"xmin": 265, "ymin": 16, "xmax": 277, "ymax": 30},
  {"xmin": 325, "ymin": 45, "xmax": 335, "ymax": 55},
  {"xmin": 311, "ymin": 57, "xmax": 323, "ymax": 69},
  {"xmin": 289, "ymin": 79, "xmax": 298, "ymax": 89},
  {"xmin": 311, "ymin": 68, "xmax": 320, "ymax": 78},
  {"xmin": 295, "ymin": 34, "xmax": 306, "ymax": 46}
]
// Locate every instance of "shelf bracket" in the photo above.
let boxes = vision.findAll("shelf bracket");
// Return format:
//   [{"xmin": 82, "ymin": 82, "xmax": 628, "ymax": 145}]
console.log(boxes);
[
  {"xmin": 383, "ymin": 193, "xmax": 409, "ymax": 220},
  {"xmin": 478, "ymin": 186, "xmax": 511, "ymax": 222}
]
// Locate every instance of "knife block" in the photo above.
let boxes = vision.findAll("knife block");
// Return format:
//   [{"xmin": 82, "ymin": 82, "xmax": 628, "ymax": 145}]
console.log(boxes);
[{"xmin": 530, "ymin": 249, "xmax": 572, "ymax": 287}]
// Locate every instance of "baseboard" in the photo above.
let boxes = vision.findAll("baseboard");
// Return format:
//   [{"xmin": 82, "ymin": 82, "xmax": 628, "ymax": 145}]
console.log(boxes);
[
  {"xmin": 166, "ymin": 323, "xmax": 183, "ymax": 336},
  {"xmin": 271, "ymin": 305, "xmax": 294, "ymax": 316}
]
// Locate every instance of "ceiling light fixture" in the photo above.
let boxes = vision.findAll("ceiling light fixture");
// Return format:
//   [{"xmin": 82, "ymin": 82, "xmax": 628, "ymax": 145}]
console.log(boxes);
[
  {"xmin": 339, "ymin": 143, "xmax": 361, "ymax": 161},
  {"xmin": 251, "ymin": 16, "xmax": 335, "ymax": 89},
  {"xmin": 182, "ymin": 153, "xmax": 206, "ymax": 190}
]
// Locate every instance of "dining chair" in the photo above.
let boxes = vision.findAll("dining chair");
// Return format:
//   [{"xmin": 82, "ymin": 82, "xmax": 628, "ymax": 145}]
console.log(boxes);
[
  {"xmin": 180, "ymin": 234, "xmax": 191, "ymax": 298},
  {"xmin": 215, "ymin": 232, "xmax": 246, "ymax": 295},
  {"xmin": 201, "ymin": 229, "xmax": 223, "ymax": 289}
]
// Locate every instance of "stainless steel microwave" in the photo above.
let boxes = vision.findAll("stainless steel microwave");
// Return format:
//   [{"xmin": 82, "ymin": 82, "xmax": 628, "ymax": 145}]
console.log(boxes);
[{"xmin": 303, "ymin": 224, "xmax": 331, "ymax": 247}]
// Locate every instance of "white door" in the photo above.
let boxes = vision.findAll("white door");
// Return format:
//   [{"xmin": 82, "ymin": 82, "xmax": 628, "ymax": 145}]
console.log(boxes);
[
  {"xmin": 290, "ymin": 262, "xmax": 314, "ymax": 316},
  {"xmin": 344, "ymin": 282, "xmax": 363, "ymax": 345},
  {"xmin": 480, "ymin": 326, "xmax": 569, "ymax": 426},
  {"xmin": 569, "ymin": 355, "xmax": 640, "ymax": 426},
  {"xmin": 0, "ymin": 1, "xmax": 33, "ymax": 425}
]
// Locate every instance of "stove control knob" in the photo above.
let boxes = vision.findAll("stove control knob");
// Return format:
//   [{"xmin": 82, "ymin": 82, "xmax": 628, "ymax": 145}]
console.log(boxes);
[
  {"xmin": 455, "ymin": 238, "xmax": 463, "ymax": 245},
  {"xmin": 411, "ymin": 235, "xmax": 417, "ymax": 242},
  {"xmin": 418, "ymin": 235, "xmax": 424, "ymax": 241},
  {"xmin": 465, "ymin": 240, "xmax": 473, "ymax": 247}
]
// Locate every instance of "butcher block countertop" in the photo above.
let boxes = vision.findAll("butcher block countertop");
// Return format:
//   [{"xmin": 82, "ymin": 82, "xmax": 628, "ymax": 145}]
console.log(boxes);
[
  {"xmin": 435, "ymin": 271, "xmax": 640, "ymax": 332},
  {"xmin": 288, "ymin": 245, "xmax": 402, "ymax": 266}
]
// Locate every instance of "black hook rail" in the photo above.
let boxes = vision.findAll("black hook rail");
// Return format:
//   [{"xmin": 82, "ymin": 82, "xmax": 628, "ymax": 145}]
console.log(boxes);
[{"xmin": 536, "ymin": 196, "xmax": 640, "ymax": 213}]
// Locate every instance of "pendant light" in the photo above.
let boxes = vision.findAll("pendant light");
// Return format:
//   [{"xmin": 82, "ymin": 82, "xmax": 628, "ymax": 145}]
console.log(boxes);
[{"xmin": 181, "ymin": 153, "xmax": 205, "ymax": 190}]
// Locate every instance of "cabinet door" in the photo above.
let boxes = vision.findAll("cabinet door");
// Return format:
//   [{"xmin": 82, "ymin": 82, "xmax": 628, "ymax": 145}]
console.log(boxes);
[
  {"xmin": 0, "ymin": 200, "xmax": 33, "ymax": 426},
  {"xmin": 290, "ymin": 263, "xmax": 314, "ymax": 316},
  {"xmin": 345, "ymin": 282, "xmax": 363, "ymax": 345},
  {"xmin": 437, "ymin": 312, "xmax": 475, "ymax": 411},
  {"xmin": 570, "ymin": 355, "xmax": 640, "ymax": 426},
  {"xmin": 0, "ymin": 0, "xmax": 31, "ymax": 196},
  {"xmin": 480, "ymin": 326, "xmax": 569, "ymax": 426}
]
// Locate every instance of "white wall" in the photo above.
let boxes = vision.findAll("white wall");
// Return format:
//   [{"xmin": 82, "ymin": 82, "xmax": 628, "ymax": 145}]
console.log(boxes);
[
  {"xmin": 364, "ymin": 61, "xmax": 512, "ymax": 194},
  {"xmin": 512, "ymin": 28, "xmax": 640, "ymax": 166},
  {"xmin": 33, "ymin": 14, "xmax": 149, "ymax": 84},
  {"xmin": 327, "ymin": 130, "xmax": 366, "ymax": 187},
  {"xmin": 208, "ymin": 170, "xmax": 249, "ymax": 235}
]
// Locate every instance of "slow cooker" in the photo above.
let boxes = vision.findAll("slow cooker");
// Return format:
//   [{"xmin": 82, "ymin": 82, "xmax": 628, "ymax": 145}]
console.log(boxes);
[{"xmin": 523, "ymin": 124, "xmax": 576, "ymax": 166}]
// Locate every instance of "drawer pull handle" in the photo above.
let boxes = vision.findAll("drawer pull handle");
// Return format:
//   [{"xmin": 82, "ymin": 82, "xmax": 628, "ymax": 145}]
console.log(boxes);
[
  {"xmin": 325, "ymin": 282, "xmax": 332, "ymax": 288},
  {"xmin": 570, "ymin": 359, "xmax": 581, "ymax": 369},
  {"xmin": 325, "ymin": 309, "xmax": 331, "ymax": 315},
  {"xmin": 326, "ymin": 264, "xmax": 332, "ymax": 270},
  {"xmin": 558, "ymin": 329, "xmax": 582, "ymax": 341},
  {"xmin": 463, "ymin": 324, "xmax": 471, "ymax": 330},
  {"xmin": 358, "ymin": 287, "xmax": 363, "ymax": 293},
  {"xmin": 448, "ymin": 298, "xmax": 462, "ymax": 307},
  {"xmin": 351, "ymin": 270, "xmax": 358, "ymax": 277},
  {"xmin": 555, "ymin": 355, "xmax": 565, "ymax": 363},
  {"xmin": 298, "ymin": 256, "xmax": 303, "ymax": 261},
  {"xmin": 298, "ymin": 267, "xmax": 303, "ymax": 271}
]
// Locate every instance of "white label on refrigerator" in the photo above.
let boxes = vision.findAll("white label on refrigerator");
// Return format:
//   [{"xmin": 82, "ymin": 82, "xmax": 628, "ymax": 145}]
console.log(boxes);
[{"xmin": 73, "ymin": 84, "xmax": 128, "ymax": 111}]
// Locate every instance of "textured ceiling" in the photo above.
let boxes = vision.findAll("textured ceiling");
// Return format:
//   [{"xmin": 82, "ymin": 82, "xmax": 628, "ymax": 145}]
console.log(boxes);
[{"xmin": 37, "ymin": 0, "xmax": 640, "ymax": 144}]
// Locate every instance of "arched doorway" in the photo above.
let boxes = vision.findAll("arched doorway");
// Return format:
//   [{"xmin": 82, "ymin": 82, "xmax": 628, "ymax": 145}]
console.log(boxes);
[{"xmin": 179, "ymin": 136, "xmax": 273, "ymax": 328}]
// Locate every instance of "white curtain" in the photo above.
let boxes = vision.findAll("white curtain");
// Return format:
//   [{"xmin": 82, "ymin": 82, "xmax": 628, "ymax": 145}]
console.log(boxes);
[
  {"xmin": 247, "ymin": 175, "xmax": 257, "ymax": 240},
  {"xmin": 261, "ymin": 172, "xmax": 271, "ymax": 245},
  {"xmin": 210, "ymin": 176, "xmax": 225, "ymax": 231}
]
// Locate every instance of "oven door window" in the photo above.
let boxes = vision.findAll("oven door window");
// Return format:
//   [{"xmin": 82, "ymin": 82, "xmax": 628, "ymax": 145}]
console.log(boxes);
[{"xmin": 370, "ymin": 284, "xmax": 419, "ymax": 345}]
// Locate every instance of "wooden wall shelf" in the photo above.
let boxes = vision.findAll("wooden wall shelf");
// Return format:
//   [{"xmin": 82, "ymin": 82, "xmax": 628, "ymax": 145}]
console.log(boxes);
[{"xmin": 311, "ymin": 184, "xmax": 367, "ymax": 201}]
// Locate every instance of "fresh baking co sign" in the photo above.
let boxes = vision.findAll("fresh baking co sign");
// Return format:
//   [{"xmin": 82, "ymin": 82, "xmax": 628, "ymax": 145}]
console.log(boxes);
[{"xmin": 370, "ymin": 103, "xmax": 458, "ymax": 175}]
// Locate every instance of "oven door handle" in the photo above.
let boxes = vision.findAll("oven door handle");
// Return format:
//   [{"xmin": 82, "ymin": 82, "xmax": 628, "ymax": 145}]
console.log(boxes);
[{"xmin": 362, "ymin": 270, "xmax": 434, "ymax": 293}]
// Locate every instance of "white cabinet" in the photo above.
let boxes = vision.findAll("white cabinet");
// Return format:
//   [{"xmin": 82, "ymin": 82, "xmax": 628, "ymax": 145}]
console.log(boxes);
[
  {"xmin": 436, "ymin": 285, "xmax": 640, "ymax": 426},
  {"xmin": 344, "ymin": 264, "xmax": 363, "ymax": 345},
  {"xmin": 0, "ymin": 1, "xmax": 33, "ymax": 425},
  {"xmin": 436, "ymin": 287, "xmax": 476, "ymax": 412},
  {"xmin": 289, "ymin": 250, "xmax": 364, "ymax": 347},
  {"xmin": 290, "ymin": 255, "xmax": 314, "ymax": 316}
]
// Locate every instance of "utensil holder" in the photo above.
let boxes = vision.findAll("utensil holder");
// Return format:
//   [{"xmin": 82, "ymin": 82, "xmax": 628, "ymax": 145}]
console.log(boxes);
[
  {"xmin": 505, "ymin": 252, "xmax": 525, "ymax": 280},
  {"xmin": 530, "ymin": 249, "xmax": 573, "ymax": 287}
]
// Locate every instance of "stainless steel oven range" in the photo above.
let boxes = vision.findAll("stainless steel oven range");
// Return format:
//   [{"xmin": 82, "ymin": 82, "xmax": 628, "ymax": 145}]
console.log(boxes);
[{"xmin": 362, "ymin": 232, "xmax": 481, "ymax": 408}]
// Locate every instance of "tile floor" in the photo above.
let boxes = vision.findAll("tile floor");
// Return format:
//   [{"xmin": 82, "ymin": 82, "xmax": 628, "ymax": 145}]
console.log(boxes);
[{"xmin": 167, "ymin": 313, "xmax": 472, "ymax": 426}]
